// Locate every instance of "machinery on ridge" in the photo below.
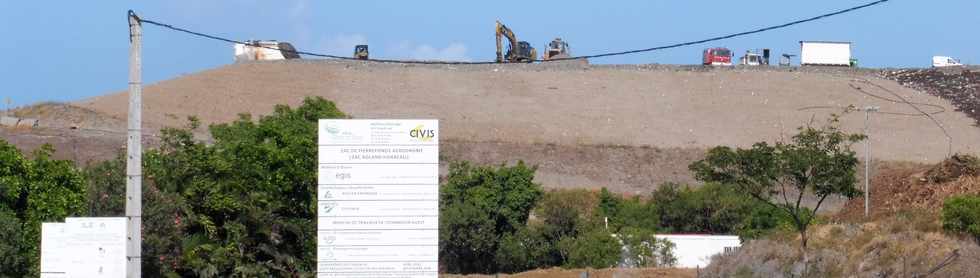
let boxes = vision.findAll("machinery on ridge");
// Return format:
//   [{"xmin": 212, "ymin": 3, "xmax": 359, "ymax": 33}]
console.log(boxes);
[
  {"xmin": 495, "ymin": 21, "xmax": 537, "ymax": 63},
  {"xmin": 542, "ymin": 38, "xmax": 571, "ymax": 60}
]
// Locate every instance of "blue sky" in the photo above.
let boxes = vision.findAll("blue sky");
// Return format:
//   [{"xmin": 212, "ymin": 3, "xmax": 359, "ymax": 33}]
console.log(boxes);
[{"xmin": 1, "ymin": 0, "xmax": 978, "ymax": 107}]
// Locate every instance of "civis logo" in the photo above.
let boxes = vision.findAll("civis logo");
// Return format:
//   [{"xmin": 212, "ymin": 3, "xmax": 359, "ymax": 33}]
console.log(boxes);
[
  {"xmin": 324, "ymin": 123, "xmax": 340, "ymax": 135},
  {"xmin": 410, "ymin": 124, "xmax": 435, "ymax": 142}
]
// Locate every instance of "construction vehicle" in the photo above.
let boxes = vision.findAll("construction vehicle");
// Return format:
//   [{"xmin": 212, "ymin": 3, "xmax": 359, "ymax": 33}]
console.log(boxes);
[
  {"xmin": 354, "ymin": 45, "xmax": 369, "ymax": 60},
  {"xmin": 495, "ymin": 21, "xmax": 537, "ymax": 63},
  {"xmin": 233, "ymin": 40, "xmax": 300, "ymax": 62},
  {"xmin": 739, "ymin": 49, "xmax": 771, "ymax": 66},
  {"xmin": 702, "ymin": 47, "xmax": 732, "ymax": 66},
  {"xmin": 542, "ymin": 38, "xmax": 571, "ymax": 60}
]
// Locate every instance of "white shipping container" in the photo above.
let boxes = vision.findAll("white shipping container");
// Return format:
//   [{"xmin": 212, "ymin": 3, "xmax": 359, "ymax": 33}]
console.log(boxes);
[{"xmin": 800, "ymin": 41, "xmax": 851, "ymax": 66}]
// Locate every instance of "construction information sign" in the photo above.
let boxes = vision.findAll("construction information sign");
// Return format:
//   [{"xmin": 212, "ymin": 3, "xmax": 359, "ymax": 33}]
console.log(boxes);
[{"xmin": 317, "ymin": 119, "xmax": 439, "ymax": 278}]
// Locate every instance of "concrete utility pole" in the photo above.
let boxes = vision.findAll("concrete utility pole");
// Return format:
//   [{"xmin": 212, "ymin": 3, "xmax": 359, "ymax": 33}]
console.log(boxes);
[
  {"xmin": 126, "ymin": 10, "xmax": 143, "ymax": 278},
  {"xmin": 863, "ymin": 106, "xmax": 879, "ymax": 218}
]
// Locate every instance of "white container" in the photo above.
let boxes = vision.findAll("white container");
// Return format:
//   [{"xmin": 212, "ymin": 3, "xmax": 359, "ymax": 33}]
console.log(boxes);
[{"xmin": 800, "ymin": 41, "xmax": 852, "ymax": 66}]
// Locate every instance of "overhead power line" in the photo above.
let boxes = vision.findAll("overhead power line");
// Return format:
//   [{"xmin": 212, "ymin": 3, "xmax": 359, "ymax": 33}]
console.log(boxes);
[{"xmin": 135, "ymin": 0, "xmax": 890, "ymax": 64}]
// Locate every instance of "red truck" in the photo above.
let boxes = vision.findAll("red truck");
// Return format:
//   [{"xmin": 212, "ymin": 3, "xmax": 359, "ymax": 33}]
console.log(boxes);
[{"xmin": 703, "ymin": 47, "xmax": 732, "ymax": 66}]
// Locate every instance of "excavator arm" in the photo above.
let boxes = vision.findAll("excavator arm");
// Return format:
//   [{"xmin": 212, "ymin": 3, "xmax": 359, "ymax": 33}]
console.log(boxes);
[{"xmin": 495, "ymin": 21, "xmax": 518, "ymax": 63}]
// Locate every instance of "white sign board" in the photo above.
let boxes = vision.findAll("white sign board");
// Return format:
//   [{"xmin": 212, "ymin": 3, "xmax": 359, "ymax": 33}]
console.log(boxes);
[
  {"xmin": 64, "ymin": 217, "xmax": 127, "ymax": 278},
  {"xmin": 40, "ymin": 223, "xmax": 69, "ymax": 278},
  {"xmin": 317, "ymin": 119, "xmax": 439, "ymax": 278}
]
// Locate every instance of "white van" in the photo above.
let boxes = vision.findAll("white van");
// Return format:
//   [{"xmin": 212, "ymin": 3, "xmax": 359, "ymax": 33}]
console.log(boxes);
[{"xmin": 933, "ymin": 56, "xmax": 963, "ymax": 67}]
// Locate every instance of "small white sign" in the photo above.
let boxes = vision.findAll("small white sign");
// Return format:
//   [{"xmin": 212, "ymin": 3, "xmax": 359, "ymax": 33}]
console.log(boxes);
[{"xmin": 317, "ymin": 119, "xmax": 439, "ymax": 277}]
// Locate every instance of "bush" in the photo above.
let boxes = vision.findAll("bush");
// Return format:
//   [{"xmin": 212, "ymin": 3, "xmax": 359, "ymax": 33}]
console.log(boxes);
[
  {"xmin": 618, "ymin": 227, "xmax": 676, "ymax": 268},
  {"xmin": 536, "ymin": 189, "xmax": 600, "ymax": 238},
  {"xmin": 440, "ymin": 161, "xmax": 543, "ymax": 274},
  {"xmin": 601, "ymin": 190, "xmax": 658, "ymax": 232},
  {"xmin": 942, "ymin": 195, "xmax": 980, "ymax": 244},
  {"xmin": 0, "ymin": 142, "xmax": 86, "ymax": 277},
  {"xmin": 558, "ymin": 229, "xmax": 622, "ymax": 269},
  {"xmin": 83, "ymin": 155, "xmax": 126, "ymax": 216},
  {"xmin": 494, "ymin": 224, "xmax": 557, "ymax": 273}
]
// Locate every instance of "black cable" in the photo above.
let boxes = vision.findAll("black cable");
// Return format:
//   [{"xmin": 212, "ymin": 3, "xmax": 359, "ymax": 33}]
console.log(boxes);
[
  {"xmin": 797, "ymin": 105, "xmax": 942, "ymax": 116},
  {"xmin": 546, "ymin": 0, "xmax": 891, "ymax": 62},
  {"xmin": 133, "ymin": 0, "xmax": 891, "ymax": 64},
  {"xmin": 854, "ymin": 80, "xmax": 953, "ymax": 157}
]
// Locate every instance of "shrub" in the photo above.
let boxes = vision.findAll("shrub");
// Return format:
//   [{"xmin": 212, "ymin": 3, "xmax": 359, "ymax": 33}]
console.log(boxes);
[
  {"xmin": 535, "ymin": 189, "xmax": 599, "ymax": 239},
  {"xmin": 558, "ymin": 229, "xmax": 622, "ymax": 269},
  {"xmin": 83, "ymin": 155, "xmax": 126, "ymax": 216},
  {"xmin": 493, "ymin": 224, "xmax": 557, "ymax": 273},
  {"xmin": 942, "ymin": 195, "xmax": 980, "ymax": 244},
  {"xmin": 618, "ymin": 227, "xmax": 676, "ymax": 268},
  {"xmin": 440, "ymin": 161, "xmax": 543, "ymax": 274}
]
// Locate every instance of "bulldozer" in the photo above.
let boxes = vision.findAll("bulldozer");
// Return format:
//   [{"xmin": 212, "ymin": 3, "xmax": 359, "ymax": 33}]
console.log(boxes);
[
  {"xmin": 542, "ymin": 38, "xmax": 571, "ymax": 60},
  {"xmin": 495, "ymin": 21, "xmax": 536, "ymax": 63},
  {"xmin": 354, "ymin": 45, "xmax": 369, "ymax": 60}
]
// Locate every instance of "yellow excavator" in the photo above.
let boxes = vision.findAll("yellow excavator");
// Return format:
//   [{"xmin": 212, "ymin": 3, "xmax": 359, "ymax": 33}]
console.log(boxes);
[{"xmin": 495, "ymin": 21, "xmax": 536, "ymax": 63}]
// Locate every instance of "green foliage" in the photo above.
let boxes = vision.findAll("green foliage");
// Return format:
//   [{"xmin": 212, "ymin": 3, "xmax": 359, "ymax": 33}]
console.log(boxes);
[
  {"xmin": 690, "ymin": 116, "xmax": 864, "ymax": 248},
  {"xmin": 0, "ymin": 209, "xmax": 28, "ymax": 276},
  {"xmin": 735, "ymin": 204, "xmax": 793, "ymax": 240},
  {"xmin": 942, "ymin": 195, "xmax": 980, "ymax": 244},
  {"xmin": 535, "ymin": 189, "xmax": 599, "ymax": 239},
  {"xmin": 148, "ymin": 96, "xmax": 344, "ymax": 276},
  {"xmin": 597, "ymin": 183, "xmax": 779, "ymax": 240},
  {"xmin": 618, "ymin": 227, "xmax": 676, "ymax": 268},
  {"xmin": 493, "ymin": 224, "xmax": 558, "ymax": 273},
  {"xmin": 558, "ymin": 229, "xmax": 622, "ymax": 269},
  {"xmin": 0, "ymin": 141, "xmax": 86, "ymax": 277},
  {"xmin": 83, "ymin": 155, "xmax": 126, "ymax": 216},
  {"xmin": 69, "ymin": 97, "xmax": 347, "ymax": 276},
  {"xmin": 653, "ymin": 183, "xmax": 784, "ymax": 238},
  {"xmin": 440, "ymin": 161, "xmax": 543, "ymax": 274},
  {"xmin": 598, "ymin": 188, "xmax": 660, "ymax": 233}
]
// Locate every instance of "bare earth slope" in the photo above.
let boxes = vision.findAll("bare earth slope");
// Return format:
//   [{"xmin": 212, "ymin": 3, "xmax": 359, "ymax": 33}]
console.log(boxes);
[{"xmin": 77, "ymin": 61, "xmax": 980, "ymax": 164}]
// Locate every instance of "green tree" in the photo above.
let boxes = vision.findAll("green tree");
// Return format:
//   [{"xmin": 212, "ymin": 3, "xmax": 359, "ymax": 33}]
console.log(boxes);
[
  {"xmin": 689, "ymin": 117, "xmax": 863, "ymax": 248},
  {"xmin": 0, "ymin": 142, "xmax": 86, "ymax": 277},
  {"xmin": 140, "ymin": 96, "xmax": 345, "ymax": 276},
  {"xmin": 942, "ymin": 195, "xmax": 980, "ymax": 244},
  {"xmin": 440, "ymin": 161, "xmax": 543, "ymax": 274}
]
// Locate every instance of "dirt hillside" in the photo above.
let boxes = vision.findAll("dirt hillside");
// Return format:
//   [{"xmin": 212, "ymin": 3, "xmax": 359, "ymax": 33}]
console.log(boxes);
[
  {"xmin": 76, "ymin": 61, "xmax": 980, "ymax": 164},
  {"xmin": 5, "ymin": 61, "xmax": 980, "ymax": 194}
]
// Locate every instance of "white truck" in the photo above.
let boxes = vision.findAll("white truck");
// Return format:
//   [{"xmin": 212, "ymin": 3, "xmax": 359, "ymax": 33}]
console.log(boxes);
[
  {"xmin": 233, "ymin": 40, "xmax": 301, "ymax": 62},
  {"xmin": 800, "ymin": 41, "xmax": 852, "ymax": 66},
  {"xmin": 933, "ymin": 56, "xmax": 963, "ymax": 67}
]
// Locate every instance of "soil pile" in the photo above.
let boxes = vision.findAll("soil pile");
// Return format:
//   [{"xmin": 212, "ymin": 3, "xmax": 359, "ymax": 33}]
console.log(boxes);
[{"xmin": 837, "ymin": 155, "xmax": 980, "ymax": 220}]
